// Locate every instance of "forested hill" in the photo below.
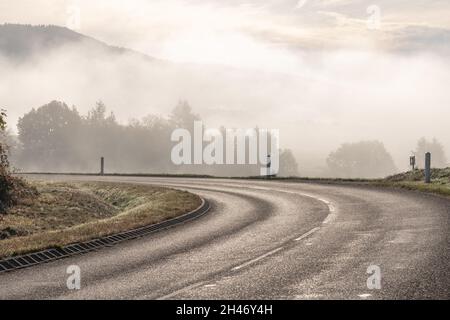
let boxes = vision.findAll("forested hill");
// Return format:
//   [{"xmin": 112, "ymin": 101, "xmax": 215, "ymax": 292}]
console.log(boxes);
[{"xmin": 0, "ymin": 24, "xmax": 158, "ymax": 62}]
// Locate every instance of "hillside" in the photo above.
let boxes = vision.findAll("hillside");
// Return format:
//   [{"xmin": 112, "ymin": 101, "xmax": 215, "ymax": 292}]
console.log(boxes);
[{"xmin": 0, "ymin": 24, "xmax": 157, "ymax": 62}]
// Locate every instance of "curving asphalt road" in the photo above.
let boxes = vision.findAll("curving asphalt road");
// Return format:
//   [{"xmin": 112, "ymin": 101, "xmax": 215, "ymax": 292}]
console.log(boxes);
[{"xmin": 0, "ymin": 175, "xmax": 448, "ymax": 300}]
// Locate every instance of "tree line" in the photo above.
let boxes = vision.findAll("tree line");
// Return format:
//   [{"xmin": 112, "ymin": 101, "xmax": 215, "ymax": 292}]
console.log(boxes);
[
  {"xmin": 2, "ymin": 100, "xmax": 448, "ymax": 178},
  {"xmin": 7, "ymin": 100, "xmax": 299, "ymax": 177},
  {"xmin": 325, "ymin": 138, "xmax": 447, "ymax": 178}
]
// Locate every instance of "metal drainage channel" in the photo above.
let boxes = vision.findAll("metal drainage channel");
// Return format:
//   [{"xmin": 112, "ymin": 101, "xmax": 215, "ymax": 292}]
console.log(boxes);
[{"xmin": 0, "ymin": 199, "xmax": 210, "ymax": 274}]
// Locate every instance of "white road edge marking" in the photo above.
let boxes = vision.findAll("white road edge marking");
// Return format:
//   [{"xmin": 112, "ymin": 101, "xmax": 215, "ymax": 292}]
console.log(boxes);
[
  {"xmin": 136, "ymin": 181, "xmax": 338, "ymax": 225},
  {"xmin": 294, "ymin": 227, "xmax": 321, "ymax": 241},
  {"xmin": 144, "ymin": 181, "xmax": 337, "ymax": 298},
  {"xmin": 231, "ymin": 247, "xmax": 284, "ymax": 271},
  {"xmin": 316, "ymin": 198, "xmax": 336, "ymax": 224},
  {"xmin": 228, "ymin": 185, "xmax": 337, "ymax": 224},
  {"xmin": 156, "ymin": 281, "xmax": 207, "ymax": 300}
]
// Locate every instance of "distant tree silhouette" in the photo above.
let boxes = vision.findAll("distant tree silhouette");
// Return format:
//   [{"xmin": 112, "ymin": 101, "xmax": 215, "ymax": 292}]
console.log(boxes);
[
  {"xmin": 86, "ymin": 101, "xmax": 116, "ymax": 126},
  {"xmin": 279, "ymin": 149, "xmax": 299, "ymax": 177},
  {"xmin": 17, "ymin": 101, "xmax": 83, "ymax": 171},
  {"xmin": 170, "ymin": 100, "xmax": 200, "ymax": 129},
  {"xmin": 415, "ymin": 137, "xmax": 447, "ymax": 168},
  {"xmin": 327, "ymin": 141, "xmax": 397, "ymax": 178},
  {"xmin": 14, "ymin": 99, "xmax": 303, "ymax": 177}
]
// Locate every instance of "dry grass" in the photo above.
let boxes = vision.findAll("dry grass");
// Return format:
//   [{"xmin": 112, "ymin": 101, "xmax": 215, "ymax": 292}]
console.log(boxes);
[
  {"xmin": 0, "ymin": 181, "xmax": 201, "ymax": 259},
  {"xmin": 381, "ymin": 168, "xmax": 450, "ymax": 197},
  {"xmin": 287, "ymin": 168, "xmax": 450, "ymax": 198},
  {"xmin": 248, "ymin": 168, "xmax": 450, "ymax": 198}
]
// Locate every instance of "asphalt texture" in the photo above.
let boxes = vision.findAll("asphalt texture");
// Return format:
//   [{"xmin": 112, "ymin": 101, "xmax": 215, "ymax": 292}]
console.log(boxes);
[{"xmin": 0, "ymin": 175, "xmax": 448, "ymax": 300}]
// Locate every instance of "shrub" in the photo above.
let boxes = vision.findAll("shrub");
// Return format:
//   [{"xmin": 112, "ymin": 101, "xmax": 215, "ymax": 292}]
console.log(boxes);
[{"xmin": 0, "ymin": 109, "xmax": 36, "ymax": 213}]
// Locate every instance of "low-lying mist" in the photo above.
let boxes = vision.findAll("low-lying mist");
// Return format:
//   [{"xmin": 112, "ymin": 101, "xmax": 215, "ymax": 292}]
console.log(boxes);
[{"xmin": 1, "ymin": 32, "xmax": 449, "ymax": 177}]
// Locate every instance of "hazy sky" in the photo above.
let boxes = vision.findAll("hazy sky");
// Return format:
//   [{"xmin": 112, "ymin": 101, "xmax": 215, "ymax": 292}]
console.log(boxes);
[
  {"xmin": 1, "ymin": 0, "xmax": 450, "ymax": 173},
  {"xmin": 1, "ymin": 0, "xmax": 450, "ymax": 66}
]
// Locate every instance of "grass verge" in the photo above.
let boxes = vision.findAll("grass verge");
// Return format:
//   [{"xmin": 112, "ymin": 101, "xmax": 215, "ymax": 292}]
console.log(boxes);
[
  {"xmin": 0, "ymin": 181, "xmax": 201, "ymax": 259},
  {"xmin": 379, "ymin": 168, "xmax": 450, "ymax": 197},
  {"xmin": 268, "ymin": 168, "xmax": 450, "ymax": 198}
]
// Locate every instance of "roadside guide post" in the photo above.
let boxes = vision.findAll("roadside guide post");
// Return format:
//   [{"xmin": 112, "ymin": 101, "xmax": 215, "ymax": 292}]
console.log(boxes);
[
  {"xmin": 410, "ymin": 155, "xmax": 416, "ymax": 171},
  {"xmin": 100, "ymin": 157, "xmax": 105, "ymax": 176},
  {"xmin": 425, "ymin": 152, "xmax": 431, "ymax": 183}
]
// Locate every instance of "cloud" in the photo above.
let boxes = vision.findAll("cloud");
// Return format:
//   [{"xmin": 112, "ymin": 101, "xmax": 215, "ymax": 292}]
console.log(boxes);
[{"xmin": 1, "ymin": 0, "xmax": 450, "ymax": 57}]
